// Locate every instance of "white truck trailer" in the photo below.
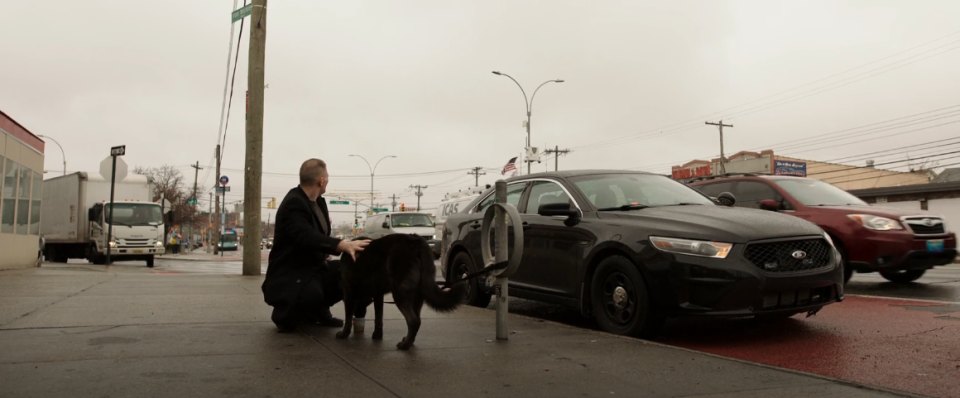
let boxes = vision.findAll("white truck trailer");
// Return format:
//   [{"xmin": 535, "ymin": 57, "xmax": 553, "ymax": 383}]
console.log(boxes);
[{"xmin": 41, "ymin": 172, "xmax": 165, "ymax": 266}]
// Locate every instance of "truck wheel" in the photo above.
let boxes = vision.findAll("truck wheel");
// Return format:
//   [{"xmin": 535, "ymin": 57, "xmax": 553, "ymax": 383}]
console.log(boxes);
[
  {"xmin": 879, "ymin": 269, "xmax": 925, "ymax": 283},
  {"xmin": 590, "ymin": 256, "xmax": 663, "ymax": 338},
  {"xmin": 146, "ymin": 256, "xmax": 155, "ymax": 268},
  {"xmin": 450, "ymin": 251, "xmax": 491, "ymax": 308},
  {"xmin": 91, "ymin": 255, "xmax": 106, "ymax": 265}
]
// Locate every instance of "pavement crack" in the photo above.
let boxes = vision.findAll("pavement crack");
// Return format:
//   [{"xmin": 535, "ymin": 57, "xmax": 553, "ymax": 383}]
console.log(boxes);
[
  {"xmin": 0, "ymin": 274, "xmax": 117, "ymax": 329},
  {"xmin": 895, "ymin": 326, "xmax": 947, "ymax": 338},
  {"xmin": 306, "ymin": 333, "xmax": 404, "ymax": 398}
]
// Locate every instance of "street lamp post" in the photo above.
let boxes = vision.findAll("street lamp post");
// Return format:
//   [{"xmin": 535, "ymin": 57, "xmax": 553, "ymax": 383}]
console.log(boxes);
[
  {"xmin": 349, "ymin": 154, "xmax": 397, "ymax": 212},
  {"xmin": 491, "ymin": 71, "xmax": 564, "ymax": 174},
  {"xmin": 37, "ymin": 135, "xmax": 67, "ymax": 175}
]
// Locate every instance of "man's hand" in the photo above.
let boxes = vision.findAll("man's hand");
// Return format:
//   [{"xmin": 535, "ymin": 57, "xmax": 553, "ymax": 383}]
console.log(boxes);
[{"xmin": 337, "ymin": 239, "xmax": 371, "ymax": 261}]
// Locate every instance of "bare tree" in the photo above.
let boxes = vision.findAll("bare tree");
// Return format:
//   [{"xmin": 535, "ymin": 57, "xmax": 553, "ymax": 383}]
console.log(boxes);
[{"xmin": 135, "ymin": 165, "xmax": 200, "ymax": 244}]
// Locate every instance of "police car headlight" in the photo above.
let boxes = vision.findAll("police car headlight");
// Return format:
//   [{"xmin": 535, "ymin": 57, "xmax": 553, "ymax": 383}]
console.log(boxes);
[{"xmin": 650, "ymin": 236, "xmax": 732, "ymax": 259}]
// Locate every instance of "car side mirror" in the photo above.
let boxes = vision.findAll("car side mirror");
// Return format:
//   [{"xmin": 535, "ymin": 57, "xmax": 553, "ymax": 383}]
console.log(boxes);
[
  {"xmin": 716, "ymin": 192, "xmax": 736, "ymax": 207},
  {"xmin": 382, "ymin": 222, "xmax": 389, "ymax": 229},
  {"xmin": 538, "ymin": 203, "xmax": 581, "ymax": 226},
  {"xmin": 758, "ymin": 199, "xmax": 780, "ymax": 211}
]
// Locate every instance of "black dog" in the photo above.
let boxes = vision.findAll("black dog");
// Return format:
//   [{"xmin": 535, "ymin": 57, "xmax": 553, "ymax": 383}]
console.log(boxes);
[{"xmin": 336, "ymin": 234, "xmax": 466, "ymax": 350}]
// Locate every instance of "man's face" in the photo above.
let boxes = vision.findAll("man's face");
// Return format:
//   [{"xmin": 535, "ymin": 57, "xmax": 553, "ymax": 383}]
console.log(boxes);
[{"xmin": 316, "ymin": 171, "xmax": 330, "ymax": 195}]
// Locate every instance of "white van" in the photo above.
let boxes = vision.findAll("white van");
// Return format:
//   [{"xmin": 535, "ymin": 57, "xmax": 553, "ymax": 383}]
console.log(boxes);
[{"xmin": 364, "ymin": 212, "xmax": 440, "ymax": 258}]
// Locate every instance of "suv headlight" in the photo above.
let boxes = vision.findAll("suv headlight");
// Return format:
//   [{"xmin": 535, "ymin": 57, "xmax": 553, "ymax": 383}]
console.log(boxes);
[
  {"xmin": 649, "ymin": 236, "xmax": 733, "ymax": 258},
  {"xmin": 847, "ymin": 214, "xmax": 903, "ymax": 231}
]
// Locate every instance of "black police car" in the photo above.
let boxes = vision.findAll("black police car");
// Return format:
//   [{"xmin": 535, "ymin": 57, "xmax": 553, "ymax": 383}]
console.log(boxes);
[{"xmin": 440, "ymin": 170, "xmax": 844, "ymax": 337}]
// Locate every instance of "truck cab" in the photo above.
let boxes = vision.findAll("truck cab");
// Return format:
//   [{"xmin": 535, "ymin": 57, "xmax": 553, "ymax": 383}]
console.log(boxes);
[{"xmin": 87, "ymin": 201, "xmax": 166, "ymax": 266}]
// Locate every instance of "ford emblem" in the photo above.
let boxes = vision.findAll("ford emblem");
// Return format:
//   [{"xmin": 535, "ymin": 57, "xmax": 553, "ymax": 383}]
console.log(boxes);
[{"xmin": 791, "ymin": 250, "xmax": 807, "ymax": 259}]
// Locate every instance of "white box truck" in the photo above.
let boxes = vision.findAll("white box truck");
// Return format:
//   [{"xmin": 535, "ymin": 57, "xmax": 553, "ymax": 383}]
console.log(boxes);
[{"xmin": 41, "ymin": 172, "xmax": 165, "ymax": 266}]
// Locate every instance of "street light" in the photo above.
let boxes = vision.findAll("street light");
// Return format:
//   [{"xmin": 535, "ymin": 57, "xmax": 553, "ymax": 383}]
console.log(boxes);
[
  {"xmin": 349, "ymin": 154, "xmax": 397, "ymax": 212},
  {"xmin": 37, "ymin": 135, "xmax": 67, "ymax": 175},
  {"xmin": 491, "ymin": 71, "xmax": 564, "ymax": 174}
]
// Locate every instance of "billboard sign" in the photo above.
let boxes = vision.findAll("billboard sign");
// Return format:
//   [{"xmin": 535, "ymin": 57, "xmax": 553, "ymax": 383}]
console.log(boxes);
[{"xmin": 774, "ymin": 160, "xmax": 807, "ymax": 177}]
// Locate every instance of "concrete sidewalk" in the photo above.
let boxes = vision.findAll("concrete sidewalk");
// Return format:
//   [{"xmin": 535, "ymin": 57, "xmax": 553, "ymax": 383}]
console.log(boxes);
[{"xmin": 0, "ymin": 264, "xmax": 907, "ymax": 398}]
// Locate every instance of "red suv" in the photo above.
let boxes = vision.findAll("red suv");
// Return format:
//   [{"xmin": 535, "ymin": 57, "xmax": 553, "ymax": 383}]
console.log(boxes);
[{"xmin": 691, "ymin": 175, "xmax": 957, "ymax": 283}]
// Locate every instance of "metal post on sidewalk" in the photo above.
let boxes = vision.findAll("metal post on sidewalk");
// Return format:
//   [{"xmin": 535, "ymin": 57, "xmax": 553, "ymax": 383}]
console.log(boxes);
[{"xmin": 494, "ymin": 180, "xmax": 509, "ymax": 340}]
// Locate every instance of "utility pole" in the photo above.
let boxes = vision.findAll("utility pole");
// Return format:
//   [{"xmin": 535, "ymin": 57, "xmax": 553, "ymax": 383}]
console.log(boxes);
[
  {"xmin": 409, "ymin": 184, "xmax": 427, "ymax": 211},
  {"xmin": 467, "ymin": 166, "xmax": 486, "ymax": 187},
  {"xmin": 705, "ymin": 120, "xmax": 733, "ymax": 174},
  {"xmin": 208, "ymin": 192, "xmax": 213, "ymax": 253},
  {"xmin": 214, "ymin": 144, "xmax": 221, "ymax": 255},
  {"xmin": 544, "ymin": 146, "xmax": 571, "ymax": 171},
  {"xmin": 390, "ymin": 194, "xmax": 398, "ymax": 212},
  {"xmin": 189, "ymin": 161, "xmax": 202, "ymax": 249},
  {"xmin": 243, "ymin": 0, "xmax": 267, "ymax": 276}
]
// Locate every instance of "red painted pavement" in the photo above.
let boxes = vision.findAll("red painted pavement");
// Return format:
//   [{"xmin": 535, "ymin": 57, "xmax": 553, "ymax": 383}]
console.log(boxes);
[{"xmin": 660, "ymin": 295, "xmax": 960, "ymax": 397}]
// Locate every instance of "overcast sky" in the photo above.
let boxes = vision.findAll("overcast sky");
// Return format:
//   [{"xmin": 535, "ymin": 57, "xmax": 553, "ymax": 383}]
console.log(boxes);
[{"xmin": 3, "ymin": 0, "xmax": 959, "ymax": 226}]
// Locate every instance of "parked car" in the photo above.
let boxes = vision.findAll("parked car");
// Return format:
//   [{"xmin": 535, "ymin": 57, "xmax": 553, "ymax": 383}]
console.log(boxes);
[
  {"xmin": 690, "ymin": 174, "xmax": 957, "ymax": 283},
  {"xmin": 441, "ymin": 170, "xmax": 844, "ymax": 338},
  {"xmin": 365, "ymin": 211, "xmax": 440, "ymax": 259}
]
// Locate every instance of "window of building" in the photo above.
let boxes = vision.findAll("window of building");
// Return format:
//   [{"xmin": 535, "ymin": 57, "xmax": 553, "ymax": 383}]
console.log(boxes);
[
  {"xmin": 17, "ymin": 166, "xmax": 31, "ymax": 234},
  {"xmin": 2, "ymin": 159, "xmax": 18, "ymax": 234},
  {"xmin": 30, "ymin": 171, "xmax": 42, "ymax": 234}
]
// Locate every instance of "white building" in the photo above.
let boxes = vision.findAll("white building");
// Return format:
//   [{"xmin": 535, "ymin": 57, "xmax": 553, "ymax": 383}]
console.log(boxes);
[{"xmin": 0, "ymin": 110, "xmax": 45, "ymax": 269}]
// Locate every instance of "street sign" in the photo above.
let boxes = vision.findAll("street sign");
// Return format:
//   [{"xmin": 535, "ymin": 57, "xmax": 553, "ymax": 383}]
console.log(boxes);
[
  {"xmin": 231, "ymin": 3, "xmax": 253, "ymax": 22},
  {"xmin": 216, "ymin": 186, "xmax": 231, "ymax": 194},
  {"xmin": 99, "ymin": 156, "xmax": 128, "ymax": 182},
  {"xmin": 110, "ymin": 145, "xmax": 126, "ymax": 156},
  {"xmin": 329, "ymin": 200, "xmax": 350, "ymax": 205},
  {"xmin": 187, "ymin": 197, "xmax": 198, "ymax": 206},
  {"xmin": 219, "ymin": 175, "xmax": 229, "ymax": 186},
  {"xmin": 373, "ymin": 207, "xmax": 389, "ymax": 213}
]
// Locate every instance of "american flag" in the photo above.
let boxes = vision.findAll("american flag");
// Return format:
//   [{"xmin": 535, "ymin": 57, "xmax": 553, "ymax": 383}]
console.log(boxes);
[{"xmin": 501, "ymin": 157, "xmax": 518, "ymax": 175}]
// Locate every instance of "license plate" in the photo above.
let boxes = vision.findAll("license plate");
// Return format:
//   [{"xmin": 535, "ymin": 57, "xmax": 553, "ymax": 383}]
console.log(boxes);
[
  {"xmin": 133, "ymin": 249, "xmax": 144, "ymax": 254},
  {"xmin": 926, "ymin": 239, "xmax": 944, "ymax": 253}
]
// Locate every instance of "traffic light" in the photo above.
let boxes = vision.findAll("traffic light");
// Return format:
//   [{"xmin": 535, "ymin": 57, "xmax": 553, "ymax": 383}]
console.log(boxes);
[{"xmin": 399, "ymin": 202, "xmax": 406, "ymax": 212}]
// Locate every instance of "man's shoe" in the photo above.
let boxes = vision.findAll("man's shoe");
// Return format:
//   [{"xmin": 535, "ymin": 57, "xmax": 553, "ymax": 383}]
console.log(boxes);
[{"xmin": 315, "ymin": 316, "xmax": 344, "ymax": 327}]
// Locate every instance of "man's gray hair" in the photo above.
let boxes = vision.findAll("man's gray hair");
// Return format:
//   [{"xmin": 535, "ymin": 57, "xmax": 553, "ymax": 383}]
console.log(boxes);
[{"xmin": 299, "ymin": 158, "xmax": 327, "ymax": 185}]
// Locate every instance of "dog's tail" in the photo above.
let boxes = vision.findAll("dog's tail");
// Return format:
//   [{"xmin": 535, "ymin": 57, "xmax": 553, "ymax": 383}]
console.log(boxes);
[{"xmin": 419, "ymin": 241, "xmax": 467, "ymax": 312}]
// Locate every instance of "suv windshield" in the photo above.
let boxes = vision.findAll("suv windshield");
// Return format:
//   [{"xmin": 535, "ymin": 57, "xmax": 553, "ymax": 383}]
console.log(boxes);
[
  {"xmin": 773, "ymin": 178, "xmax": 867, "ymax": 206},
  {"xmin": 571, "ymin": 173, "xmax": 715, "ymax": 209},
  {"xmin": 390, "ymin": 213, "xmax": 434, "ymax": 227}
]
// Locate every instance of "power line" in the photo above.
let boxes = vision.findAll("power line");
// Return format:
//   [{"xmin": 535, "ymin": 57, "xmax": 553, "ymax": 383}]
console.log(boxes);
[{"xmin": 570, "ymin": 31, "xmax": 960, "ymax": 153}]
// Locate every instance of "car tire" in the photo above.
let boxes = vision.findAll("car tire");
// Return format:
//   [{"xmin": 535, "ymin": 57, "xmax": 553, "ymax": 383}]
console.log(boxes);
[
  {"xmin": 879, "ymin": 269, "xmax": 925, "ymax": 283},
  {"xmin": 450, "ymin": 251, "xmax": 492, "ymax": 308},
  {"xmin": 590, "ymin": 256, "xmax": 663, "ymax": 338}
]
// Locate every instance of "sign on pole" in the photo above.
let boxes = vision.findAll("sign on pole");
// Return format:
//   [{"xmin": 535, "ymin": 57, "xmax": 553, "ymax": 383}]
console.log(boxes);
[
  {"xmin": 231, "ymin": 4, "xmax": 253, "ymax": 22},
  {"xmin": 110, "ymin": 145, "xmax": 126, "ymax": 156},
  {"xmin": 329, "ymin": 200, "xmax": 350, "ymax": 205},
  {"xmin": 219, "ymin": 175, "xmax": 229, "ymax": 186}
]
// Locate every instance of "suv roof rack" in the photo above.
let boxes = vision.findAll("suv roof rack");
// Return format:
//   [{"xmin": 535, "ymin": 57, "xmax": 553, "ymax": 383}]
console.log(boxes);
[{"xmin": 685, "ymin": 172, "xmax": 765, "ymax": 183}]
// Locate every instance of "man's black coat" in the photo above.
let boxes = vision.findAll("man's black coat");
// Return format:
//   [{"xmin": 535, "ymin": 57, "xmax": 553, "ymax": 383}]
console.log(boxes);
[{"xmin": 261, "ymin": 186, "xmax": 342, "ymax": 325}]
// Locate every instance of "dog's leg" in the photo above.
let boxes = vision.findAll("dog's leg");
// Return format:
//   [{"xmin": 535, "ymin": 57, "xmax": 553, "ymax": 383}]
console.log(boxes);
[
  {"xmin": 395, "ymin": 297, "xmax": 422, "ymax": 350},
  {"xmin": 335, "ymin": 295, "xmax": 354, "ymax": 339},
  {"xmin": 372, "ymin": 293, "xmax": 384, "ymax": 340}
]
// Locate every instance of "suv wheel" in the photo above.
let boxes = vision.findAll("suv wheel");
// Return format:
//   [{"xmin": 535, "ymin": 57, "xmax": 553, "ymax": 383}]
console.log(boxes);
[
  {"xmin": 879, "ymin": 269, "xmax": 926, "ymax": 283},
  {"xmin": 590, "ymin": 256, "xmax": 663, "ymax": 338},
  {"xmin": 451, "ymin": 251, "xmax": 492, "ymax": 308}
]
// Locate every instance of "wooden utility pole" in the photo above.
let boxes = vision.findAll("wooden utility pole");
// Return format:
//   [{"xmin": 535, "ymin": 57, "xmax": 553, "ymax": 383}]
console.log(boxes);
[
  {"xmin": 243, "ymin": 0, "xmax": 267, "ymax": 276},
  {"xmin": 189, "ymin": 161, "xmax": 202, "ymax": 248},
  {"xmin": 390, "ymin": 194, "xmax": 398, "ymax": 212},
  {"xmin": 544, "ymin": 146, "xmax": 571, "ymax": 171},
  {"xmin": 467, "ymin": 166, "xmax": 486, "ymax": 187},
  {"xmin": 705, "ymin": 120, "xmax": 733, "ymax": 174},
  {"xmin": 409, "ymin": 184, "xmax": 428, "ymax": 211},
  {"xmin": 214, "ymin": 145, "xmax": 221, "ymax": 254}
]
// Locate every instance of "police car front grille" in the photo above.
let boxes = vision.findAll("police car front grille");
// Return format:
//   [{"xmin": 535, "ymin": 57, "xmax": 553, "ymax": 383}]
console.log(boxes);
[{"xmin": 744, "ymin": 239, "xmax": 833, "ymax": 273}]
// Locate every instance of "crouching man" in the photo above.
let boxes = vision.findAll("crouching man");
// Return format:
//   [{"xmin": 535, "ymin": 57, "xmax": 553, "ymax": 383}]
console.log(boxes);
[{"xmin": 262, "ymin": 158, "xmax": 369, "ymax": 332}]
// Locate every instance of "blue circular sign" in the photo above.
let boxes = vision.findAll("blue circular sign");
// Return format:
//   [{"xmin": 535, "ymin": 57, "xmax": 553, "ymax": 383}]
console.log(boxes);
[{"xmin": 219, "ymin": 175, "xmax": 229, "ymax": 186}]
